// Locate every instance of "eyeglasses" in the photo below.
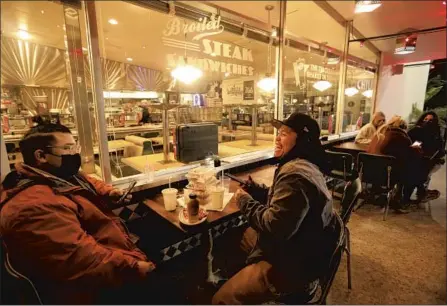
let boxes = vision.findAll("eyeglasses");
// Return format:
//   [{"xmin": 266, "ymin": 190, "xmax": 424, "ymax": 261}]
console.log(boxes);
[{"xmin": 46, "ymin": 144, "xmax": 81, "ymax": 154}]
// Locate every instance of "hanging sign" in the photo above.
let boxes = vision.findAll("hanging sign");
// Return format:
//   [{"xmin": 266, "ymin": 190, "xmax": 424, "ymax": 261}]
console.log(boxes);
[
  {"xmin": 163, "ymin": 14, "xmax": 255, "ymax": 76},
  {"xmin": 243, "ymin": 80, "xmax": 254, "ymax": 100},
  {"xmin": 222, "ymin": 77, "xmax": 258, "ymax": 105}
]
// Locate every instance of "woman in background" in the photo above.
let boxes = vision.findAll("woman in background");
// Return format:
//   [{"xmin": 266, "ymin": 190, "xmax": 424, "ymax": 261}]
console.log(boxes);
[{"xmin": 368, "ymin": 116, "xmax": 427, "ymax": 211}]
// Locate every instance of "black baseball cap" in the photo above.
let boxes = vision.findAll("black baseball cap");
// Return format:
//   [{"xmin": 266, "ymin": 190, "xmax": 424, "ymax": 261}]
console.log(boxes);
[{"xmin": 272, "ymin": 112, "xmax": 321, "ymax": 141}]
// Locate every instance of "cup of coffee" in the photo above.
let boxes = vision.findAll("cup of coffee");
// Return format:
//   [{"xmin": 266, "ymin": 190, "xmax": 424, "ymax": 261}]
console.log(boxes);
[
  {"xmin": 162, "ymin": 188, "xmax": 178, "ymax": 211},
  {"xmin": 210, "ymin": 186, "xmax": 225, "ymax": 210}
]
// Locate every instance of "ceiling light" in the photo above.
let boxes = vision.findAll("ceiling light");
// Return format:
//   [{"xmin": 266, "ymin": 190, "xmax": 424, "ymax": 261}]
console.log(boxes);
[
  {"xmin": 142, "ymin": 46, "xmax": 146, "ymax": 49},
  {"xmin": 355, "ymin": 0, "xmax": 382, "ymax": 14},
  {"xmin": 211, "ymin": 53, "xmax": 216, "ymax": 57},
  {"xmin": 171, "ymin": 65, "xmax": 203, "ymax": 84},
  {"xmin": 257, "ymin": 75, "xmax": 277, "ymax": 92},
  {"xmin": 327, "ymin": 57, "xmax": 340, "ymax": 65},
  {"xmin": 108, "ymin": 18, "xmax": 118, "ymax": 25},
  {"xmin": 126, "ymin": 57, "xmax": 133, "ymax": 62},
  {"xmin": 41, "ymin": 10, "xmax": 45, "ymax": 14},
  {"xmin": 224, "ymin": 72, "xmax": 230, "ymax": 77},
  {"xmin": 345, "ymin": 87, "xmax": 359, "ymax": 96},
  {"xmin": 395, "ymin": 35, "xmax": 417, "ymax": 55},
  {"xmin": 271, "ymin": 28, "xmax": 278, "ymax": 37},
  {"xmin": 313, "ymin": 80, "xmax": 332, "ymax": 92},
  {"xmin": 17, "ymin": 29, "xmax": 30, "ymax": 40},
  {"xmin": 362, "ymin": 89, "xmax": 373, "ymax": 98},
  {"xmin": 105, "ymin": 37, "xmax": 109, "ymax": 40}
]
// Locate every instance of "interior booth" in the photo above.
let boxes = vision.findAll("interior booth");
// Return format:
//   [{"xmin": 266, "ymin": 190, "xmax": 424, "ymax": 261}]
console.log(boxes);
[{"xmin": 0, "ymin": 0, "xmax": 379, "ymax": 189}]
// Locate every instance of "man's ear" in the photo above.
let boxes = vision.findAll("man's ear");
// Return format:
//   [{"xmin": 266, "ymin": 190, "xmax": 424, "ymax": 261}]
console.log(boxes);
[{"xmin": 34, "ymin": 149, "xmax": 47, "ymax": 164}]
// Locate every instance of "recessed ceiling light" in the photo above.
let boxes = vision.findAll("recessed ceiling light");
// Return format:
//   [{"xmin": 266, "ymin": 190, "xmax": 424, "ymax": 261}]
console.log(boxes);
[
  {"xmin": 57, "ymin": 25, "xmax": 60, "ymax": 28},
  {"xmin": 126, "ymin": 57, "xmax": 133, "ymax": 62},
  {"xmin": 41, "ymin": 10, "xmax": 45, "ymax": 14},
  {"xmin": 142, "ymin": 46, "xmax": 146, "ymax": 49},
  {"xmin": 17, "ymin": 29, "xmax": 30, "ymax": 40},
  {"xmin": 105, "ymin": 37, "xmax": 109, "ymax": 40},
  {"xmin": 108, "ymin": 18, "xmax": 118, "ymax": 25}
]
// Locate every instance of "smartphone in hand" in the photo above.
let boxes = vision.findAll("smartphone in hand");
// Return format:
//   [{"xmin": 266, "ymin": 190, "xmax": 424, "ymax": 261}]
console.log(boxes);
[{"xmin": 117, "ymin": 181, "xmax": 137, "ymax": 205}]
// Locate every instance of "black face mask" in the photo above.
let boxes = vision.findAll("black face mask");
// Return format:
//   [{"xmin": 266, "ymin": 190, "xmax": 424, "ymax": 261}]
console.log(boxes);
[{"xmin": 46, "ymin": 153, "xmax": 81, "ymax": 178}]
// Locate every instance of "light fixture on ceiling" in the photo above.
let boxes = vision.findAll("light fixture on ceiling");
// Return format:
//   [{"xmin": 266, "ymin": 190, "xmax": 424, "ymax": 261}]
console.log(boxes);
[
  {"xmin": 257, "ymin": 5, "xmax": 277, "ymax": 93},
  {"xmin": 313, "ymin": 80, "xmax": 332, "ymax": 92},
  {"xmin": 327, "ymin": 57, "xmax": 340, "ymax": 65},
  {"xmin": 362, "ymin": 89, "xmax": 373, "ymax": 98},
  {"xmin": 41, "ymin": 10, "xmax": 44, "ymax": 14},
  {"xmin": 126, "ymin": 57, "xmax": 133, "ymax": 62},
  {"xmin": 345, "ymin": 87, "xmax": 359, "ymax": 96},
  {"xmin": 224, "ymin": 72, "xmax": 231, "ymax": 77},
  {"xmin": 171, "ymin": 32, "xmax": 203, "ymax": 84},
  {"xmin": 108, "ymin": 18, "xmax": 118, "ymax": 25},
  {"xmin": 17, "ymin": 29, "xmax": 30, "ymax": 40},
  {"xmin": 395, "ymin": 34, "xmax": 417, "ymax": 55},
  {"xmin": 312, "ymin": 44, "xmax": 332, "ymax": 92},
  {"xmin": 171, "ymin": 64, "xmax": 203, "ymax": 85},
  {"xmin": 354, "ymin": 0, "xmax": 382, "ymax": 14}
]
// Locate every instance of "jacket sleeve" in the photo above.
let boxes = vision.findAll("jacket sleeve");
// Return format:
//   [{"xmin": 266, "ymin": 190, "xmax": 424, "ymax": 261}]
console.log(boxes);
[
  {"xmin": 239, "ymin": 172, "xmax": 310, "ymax": 240},
  {"xmin": 355, "ymin": 125, "xmax": 374, "ymax": 144},
  {"xmin": 7, "ymin": 201, "xmax": 145, "ymax": 287},
  {"xmin": 81, "ymin": 172, "xmax": 114, "ymax": 196}
]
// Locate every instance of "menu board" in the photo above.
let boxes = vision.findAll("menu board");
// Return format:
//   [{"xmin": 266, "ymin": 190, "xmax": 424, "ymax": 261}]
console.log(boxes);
[{"xmin": 222, "ymin": 77, "xmax": 259, "ymax": 105}]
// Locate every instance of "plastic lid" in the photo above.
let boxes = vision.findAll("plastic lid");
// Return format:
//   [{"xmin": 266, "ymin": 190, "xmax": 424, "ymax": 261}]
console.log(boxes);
[{"xmin": 189, "ymin": 193, "xmax": 197, "ymax": 199}]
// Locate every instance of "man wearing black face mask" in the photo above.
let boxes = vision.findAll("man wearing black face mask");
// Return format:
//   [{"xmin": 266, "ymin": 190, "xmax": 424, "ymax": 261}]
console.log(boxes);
[
  {"xmin": 213, "ymin": 113, "xmax": 336, "ymax": 305},
  {"xmin": 0, "ymin": 123, "xmax": 156, "ymax": 304}
]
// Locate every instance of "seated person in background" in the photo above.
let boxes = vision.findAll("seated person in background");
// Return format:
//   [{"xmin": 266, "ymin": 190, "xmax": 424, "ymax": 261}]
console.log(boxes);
[
  {"xmin": 368, "ymin": 116, "xmax": 428, "ymax": 210},
  {"xmin": 355, "ymin": 111, "xmax": 386, "ymax": 144},
  {"xmin": 408, "ymin": 111, "xmax": 445, "ymax": 201},
  {"xmin": 139, "ymin": 106, "xmax": 152, "ymax": 124},
  {"xmin": 0, "ymin": 123, "xmax": 155, "ymax": 304},
  {"xmin": 212, "ymin": 113, "xmax": 336, "ymax": 305}
]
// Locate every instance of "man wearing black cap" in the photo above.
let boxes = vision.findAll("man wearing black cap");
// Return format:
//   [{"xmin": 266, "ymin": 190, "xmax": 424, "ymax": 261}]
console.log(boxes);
[{"xmin": 212, "ymin": 113, "xmax": 336, "ymax": 305}]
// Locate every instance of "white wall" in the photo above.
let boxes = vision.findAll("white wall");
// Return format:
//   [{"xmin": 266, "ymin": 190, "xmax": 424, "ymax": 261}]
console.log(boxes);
[{"xmin": 376, "ymin": 60, "xmax": 430, "ymax": 123}]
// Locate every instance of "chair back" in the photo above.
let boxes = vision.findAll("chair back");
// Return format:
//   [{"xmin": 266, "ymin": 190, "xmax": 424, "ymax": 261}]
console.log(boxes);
[
  {"xmin": 340, "ymin": 174, "xmax": 362, "ymax": 224},
  {"xmin": 142, "ymin": 132, "xmax": 159, "ymax": 138},
  {"xmin": 1, "ymin": 241, "xmax": 43, "ymax": 305},
  {"xmin": 326, "ymin": 150, "xmax": 353, "ymax": 180},
  {"xmin": 142, "ymin": 140, "xmax": 155, "ymax": 155},
  {"xmin": 317, "ymin": 213, "xmax": 346, "ymax": 304},
  {"xmin": 358, "ymin": 153, "xmax": 397, "ymax": 188}
]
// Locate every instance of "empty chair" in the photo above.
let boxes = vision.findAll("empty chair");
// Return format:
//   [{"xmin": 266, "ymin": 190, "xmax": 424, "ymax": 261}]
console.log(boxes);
[
  {"xmin": 357, "ymin": 153, "xmax": 397, "ymax": 220},
  {"xmin": 142, "ymin": 140, "xmax": 155, "ymax": 155},
  {"xmin": 326, "ymin": 150, "xmax": 355, "ymax": 198}
]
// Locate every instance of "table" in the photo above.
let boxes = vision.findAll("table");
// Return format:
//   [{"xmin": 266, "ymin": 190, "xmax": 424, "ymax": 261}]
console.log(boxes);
[
  {"xmin": 93, "ymin": 140, "xmax": 134, "ymax": 154},
  {"xmin": 221, "ymin": 139, "xmax": 273, "ymax": 151},
  {"xmin": 333, "ymin": 142, "xmax": 369, "ymax": 153},
  {"xmin": 121, "ymin": 153, "xmax": 186, "ymax": 172},
  {"xmin": 219, "ymin": 131, "xmax": 251, "ymax": 141},
  {"xmin": 217, "ymin": 145, "xmax": 250, "ymax": 158}
]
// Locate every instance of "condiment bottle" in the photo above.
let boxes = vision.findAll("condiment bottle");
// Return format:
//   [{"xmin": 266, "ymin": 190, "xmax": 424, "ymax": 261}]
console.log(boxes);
[{"xmin": 187, "ymin": 193, "xmax": 200, "ymax": 223}]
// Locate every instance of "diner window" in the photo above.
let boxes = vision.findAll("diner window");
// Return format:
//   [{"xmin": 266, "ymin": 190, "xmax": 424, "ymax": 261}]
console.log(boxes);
[
  {"xmin": 342, "ymin": 41, "xmax": 379, "ymax": 133},
  {"xmin": 1, "ymin": 1, "xmax": 97, "ymax": 174},
  {"xmin": 93, "ymin": 1, "xmax": 279, "ymax": 181}
]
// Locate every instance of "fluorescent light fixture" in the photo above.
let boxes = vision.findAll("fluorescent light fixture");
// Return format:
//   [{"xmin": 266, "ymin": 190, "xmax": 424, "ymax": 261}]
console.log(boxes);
[
  {"xmin": 108, "ymin": 18, "xmax": 118, "ymax": 25},
  {"xmin": 103, "ymin": 91, "xmax": 159, "ymax": 99},
  {"xmin": 355, "ymin": 0, "xmax": 382, "ymax": 13},
  {"xmin": 362, "ymin": 89, "xmax": 373, "ymax": 98},
  {"xmin": 171, "ymin": 65, "xmax": 203, "ymax": 84},
  {"xmin": 257, "ymin": 75, "xmax": 277, "ymax": 92},
  {"xmin": 126, "ymin": 57, "xmax": 133, "ymax": 62},
  {"xmin": 327, "ymin": 57, "xmax": 340, "ymax": 65},
  {"xmin": 345, "ymin": 87, "xmax": 359, "ymax": 96},
  {"xmin": 17, "ymin": 29, "xmax": 30, "ymax": 40},
  {"xmin": 313, "ymin": 80, "xmax": 332, "ymax": 92}
]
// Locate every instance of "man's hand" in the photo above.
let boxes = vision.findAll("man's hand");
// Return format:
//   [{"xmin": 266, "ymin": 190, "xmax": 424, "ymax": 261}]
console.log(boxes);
[
  {"xmin": 136, "ymin": 261, "xmax": 156, "ymax": 279},
  {"xmin": 234, "ymin": 188, "xmax": 250, "ymax": 209},
  {"xmin": 109, "ymin": 189, "xmax": 132, "ymax": 204}
]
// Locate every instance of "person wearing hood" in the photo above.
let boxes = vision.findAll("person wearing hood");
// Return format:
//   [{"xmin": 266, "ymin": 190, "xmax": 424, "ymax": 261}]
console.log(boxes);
[
  {"xmin": 355, "ymin": 111, "xmax": 386, "ymax": 144},
  {"xmin": 212, "ymin": 113, "xmax": 336, "ymax": 305},
  {"xmin": 407, "ymin": 111, "xmax": 445, "ymax": 202},
  {"xmin": 0, "ymin": 123, "xmax": 155, "ymax": 304}
]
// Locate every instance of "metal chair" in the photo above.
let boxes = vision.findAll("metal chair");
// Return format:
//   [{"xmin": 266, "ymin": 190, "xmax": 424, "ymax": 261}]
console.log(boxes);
[
  {"xmin": 142, "ymin": 140, "xmax": 155, "ymax": 155},
  {"xmin": 357, "ymin": 153, "xmax": 397, "ymax": 221},
  {"xmin": 2, "ymin": 248, "xmax": 43, "ymax": 305},
  {"xmin": 276, "ymin": 213, "xmax": 346, "ymax": 305},
  {"xmin": 339, "ymin": 174, "xmax": 362, "ymax": 290},
  {"xmin": 326, "ymin": 150, "xmax": 354, "ymax": 198}
]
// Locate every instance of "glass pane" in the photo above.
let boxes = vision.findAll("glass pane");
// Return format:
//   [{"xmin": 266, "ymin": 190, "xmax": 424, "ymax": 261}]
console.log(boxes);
[
  {"xmin": 94, "ymin": 1, "xmax": 279, "ymax": 181},
  {"xmin": 0, "ymin": 1, "xmax": 79, "ymax": 169}
]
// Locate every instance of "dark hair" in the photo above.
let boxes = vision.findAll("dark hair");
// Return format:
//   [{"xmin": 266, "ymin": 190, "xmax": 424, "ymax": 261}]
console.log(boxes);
[
  {"xmin": 416, "ymin": 111, "xmax": 439, "ymax": 127},
  {"xmin": 19, "ymin": 122, "xmax": 72, "ymax": 166}
]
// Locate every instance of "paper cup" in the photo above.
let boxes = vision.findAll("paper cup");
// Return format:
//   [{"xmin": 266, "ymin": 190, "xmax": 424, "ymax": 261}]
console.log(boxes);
[
  {"xmin": 210, "ymin": 187, "xmax": 225, "ymax": 210},
  {"xmin": 162, "ymin": 188, "xmax": 178, "ymax": 211}
]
